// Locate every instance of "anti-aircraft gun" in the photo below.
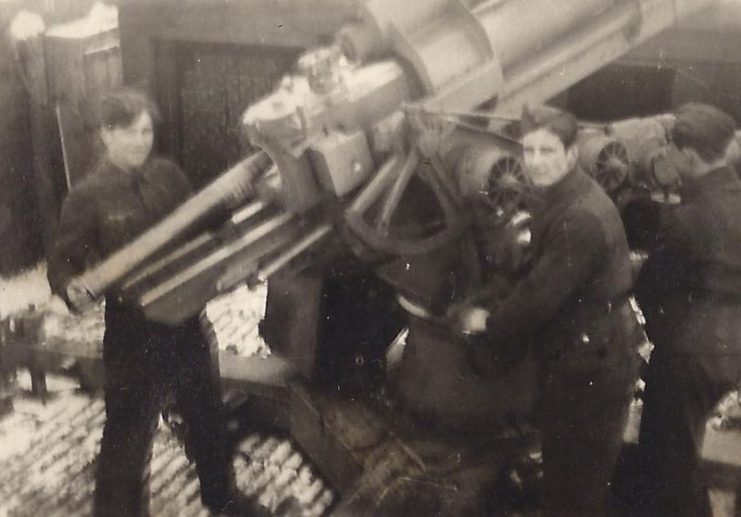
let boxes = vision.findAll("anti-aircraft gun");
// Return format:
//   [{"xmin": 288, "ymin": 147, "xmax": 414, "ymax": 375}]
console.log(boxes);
[
  {"xmin": 62, "ymin": 0, "xmax": 718, "ymax": 512},
  {"xmin": 66, "ymin": 0, "xmax": 714, "ymax": 327}
]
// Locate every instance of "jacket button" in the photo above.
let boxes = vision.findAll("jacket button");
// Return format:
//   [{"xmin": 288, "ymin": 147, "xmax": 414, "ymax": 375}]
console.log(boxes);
[{"xmin": 580, "ymin": 333, "xmax": 590, "ymax": 345}]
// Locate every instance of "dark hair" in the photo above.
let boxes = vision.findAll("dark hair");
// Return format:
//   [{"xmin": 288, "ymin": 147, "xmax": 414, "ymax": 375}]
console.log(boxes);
[
  {"xmin": 520, "ymin": 105, "xmax": 578, "ymax": 148},
  {"xmin": 671, "ymin": 103, "xmax": 736, "ymax": 163},
  {"xmin": 95, "ymin": 88, "xmax": 161, "ymax": 130}
]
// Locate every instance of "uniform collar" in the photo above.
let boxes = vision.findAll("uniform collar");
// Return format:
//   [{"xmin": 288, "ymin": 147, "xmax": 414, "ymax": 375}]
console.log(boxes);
[
  {"xmin": 99, "ymin": 156, "xmax": 156, "ymax": 185},
  {"xmin": 540, "ymin": 166, "xmax": 589, "ymax": 206},
  {"xmin": 680, "ymin": 166, "xmax": 740, "ymax": 202}
]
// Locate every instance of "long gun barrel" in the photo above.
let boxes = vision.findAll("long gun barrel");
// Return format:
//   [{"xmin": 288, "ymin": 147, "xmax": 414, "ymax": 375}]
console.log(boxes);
[{"xmin": 241, "ymin": 0, "xmax": 718, "ymax": 250}]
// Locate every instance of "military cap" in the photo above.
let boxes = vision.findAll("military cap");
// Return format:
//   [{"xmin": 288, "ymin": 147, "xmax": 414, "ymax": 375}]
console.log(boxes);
[
  {"xmin": 520, "ymin": 104, "xmax": 578, "ymax": 148},
  {"xmin": 671, "ymin": 103, "xmax": 736, "ymax": 163}
]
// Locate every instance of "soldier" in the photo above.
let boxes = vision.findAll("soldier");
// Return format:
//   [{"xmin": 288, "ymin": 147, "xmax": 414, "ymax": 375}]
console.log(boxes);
[
  {"xmin": 635, "ymin": 103, "xmax": 741, "ymax": 517},
  {"xmin": 47, "ymin": 89, "xmax": 263, "ymax": 516},
  {"xmin": 450, "ymin": 105, "xmax": 640, "ymax": 516}
]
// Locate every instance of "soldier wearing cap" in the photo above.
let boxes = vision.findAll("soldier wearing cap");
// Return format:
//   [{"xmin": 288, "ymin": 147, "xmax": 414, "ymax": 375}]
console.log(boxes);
[
  {"xmin": 635, "ymin": 103, "xmax": 741, "ymax": 517},
  {"xmin": 451, "ymin": 105, "xmax": 640, "ymax": 516}
]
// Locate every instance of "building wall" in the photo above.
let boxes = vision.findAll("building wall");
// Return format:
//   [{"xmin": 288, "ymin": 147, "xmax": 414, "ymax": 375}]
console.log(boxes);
[
  {"xmin": 605, "ymin": 1, "xmax": 741, "ymax": 121},
  {"xmin": 172, "ymin": 42, "xmax": 300, "ymax": 186}
]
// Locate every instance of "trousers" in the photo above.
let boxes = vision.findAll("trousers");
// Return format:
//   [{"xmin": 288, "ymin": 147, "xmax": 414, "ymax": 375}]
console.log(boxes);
[
  {"xmin": 637, "ymin": 349, "xmax": 741, "ymax": 517},
  {"xmin": 636, "ymin": 299, "xmax": 741, "ymax": 516},
  {"xmin": 538, "ymin": 360, "xmax": 635, "ymax": 517},
  {"xmin": 93, "ymin": 308, "xmax": 232, "ymax": 517}
]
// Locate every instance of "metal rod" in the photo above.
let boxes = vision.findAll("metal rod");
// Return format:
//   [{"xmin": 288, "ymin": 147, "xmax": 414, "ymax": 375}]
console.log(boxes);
[
  {"xmin": 69, "ymin": 150, "xmax": 271, "ymax": 300},
  {"xmin": 120, "ymin": 232, "xmax": 214, "ymax": 290},
  {"xmin": 231, "ymin": 199, "xmax": 268, "ymax": 225},
  {"xmin": 378, "ymin": 151, "xmax": 419, "ymax": 235},
  {"xmin": 121, "ymin": 200, "xmax": 273, "ymax": 291},
  {"xmin": 347, "ymin": 153, "xmax": 401, "ymax": 216},
  {"xmin": 253, "ymin": 224, "xmax": 333, "ymax": 284},
  {"xmin": 138, "ymin": 211, "xmax": 295, "ymax": 307}
]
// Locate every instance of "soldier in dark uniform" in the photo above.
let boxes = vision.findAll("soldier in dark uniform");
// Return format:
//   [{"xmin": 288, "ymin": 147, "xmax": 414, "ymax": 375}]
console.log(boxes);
[
  {"xmin": 47, "ymin": 89, "xmax": 262, "ymax": 516},
  {"xmin": 635, "ymin": 103, "xmax": 741, "ymax": 517},
  {"xmin": 390, "ymin": 155, "xmax": 538, "ymax": 441},
  {"xmin": 451, "ymin": 106, "xmax": 640, "ymax": 516}
]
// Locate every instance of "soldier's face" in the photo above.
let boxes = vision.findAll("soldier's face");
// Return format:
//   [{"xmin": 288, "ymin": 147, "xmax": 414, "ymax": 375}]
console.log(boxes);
[
  {"xmin": 101, "ymin": 111, "xmax": 154, "ymax": 171},
  {"xmin": 522, "ymin": 128, "xmax": 576, "ymax": 187}
]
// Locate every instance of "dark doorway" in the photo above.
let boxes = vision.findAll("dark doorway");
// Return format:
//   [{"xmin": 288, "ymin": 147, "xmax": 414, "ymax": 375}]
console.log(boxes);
[{"xmin": 154, "ymin": 42, "xmax": 301, "ymax": 188}]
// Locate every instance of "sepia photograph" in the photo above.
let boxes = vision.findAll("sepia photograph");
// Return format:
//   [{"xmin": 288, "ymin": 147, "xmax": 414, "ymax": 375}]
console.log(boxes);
[{"xmin": 1, "ymin": 0, "xmax": 741, "ymax": 515}]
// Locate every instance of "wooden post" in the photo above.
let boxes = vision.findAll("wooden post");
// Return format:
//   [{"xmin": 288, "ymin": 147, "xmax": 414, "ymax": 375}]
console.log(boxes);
[
  {"xmin": 22, "ymin": 34, "xmax": 62, "ymax": 255},
  {"xmin": 0, "ymin": 319, "xmax": 15, "ymax": 416}
]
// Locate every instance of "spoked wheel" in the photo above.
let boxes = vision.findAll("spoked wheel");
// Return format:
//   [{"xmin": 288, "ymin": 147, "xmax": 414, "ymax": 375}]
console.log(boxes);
[
  {"xmin": 594, "ymin": 140, "xmax": 630, "ymax": 192},
  {"xmin": 487, "ymin": 155, "xmax": 528, "ymax": 218},
  {"xmin": 580, "ymin": 135, "xmax": 629, "ymax": 193}
]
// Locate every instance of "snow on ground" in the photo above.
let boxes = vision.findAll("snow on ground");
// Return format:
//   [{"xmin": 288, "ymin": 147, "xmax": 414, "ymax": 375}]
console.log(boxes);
[
  {"xmin": 0, "ymin": 266, "xmax": 335, "ymax": 516},
  {"xmin": 0, "ymin": 375, "xmax": 333, "ymax": 516},
  {"xmin": 204, "ymin": 283, "xmax": 271, "ymax": 357},
  {"xmin": 0, "ymin": 263, "xmax": 53, "ymax": 319},
  {"xmin": 1, "ymin": 263, "xmax": 271, "ymax": 358}
]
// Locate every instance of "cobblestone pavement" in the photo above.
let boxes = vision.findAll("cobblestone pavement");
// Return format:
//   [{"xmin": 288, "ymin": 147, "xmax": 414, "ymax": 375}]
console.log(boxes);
[{"xmin": 0, "ymin": 377, "xmax": 334, "ymax": 517}]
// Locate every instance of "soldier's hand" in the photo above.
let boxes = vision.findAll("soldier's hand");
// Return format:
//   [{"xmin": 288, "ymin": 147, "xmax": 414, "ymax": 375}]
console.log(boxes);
[
  {"xmin": 66, "ymin": 282, "xmax": 96, "ymax": 314},
  {"xmin": 491, "ymin": 211, "xmax": 532, "ymax": 274},
  {"xmin": 460, "ymin": 307, "xmax": 489, "ymax": 335},
  {"xmin": 448, "ymin": 304, "xmax": 489, "ymax": 336}
]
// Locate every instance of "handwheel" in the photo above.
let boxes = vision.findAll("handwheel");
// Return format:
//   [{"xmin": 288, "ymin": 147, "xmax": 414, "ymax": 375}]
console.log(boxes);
[{"xmin": 344, "ymin": 150, "xmax": 465, "ymax": 256}]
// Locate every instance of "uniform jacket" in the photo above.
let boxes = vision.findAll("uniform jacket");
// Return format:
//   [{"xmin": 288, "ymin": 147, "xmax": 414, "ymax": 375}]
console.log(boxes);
[
  {"xmin": 484, "ymin": 167, "xmax": 637, "ymax": 368},
  {"xmin": 636, "ymin": 166, "xmax": 741, "ymax": 355},
  {"xmin": 48, "ymin": 156, "xmax": 192, "ymax": 301},
  {"xmin": 48, "ymin": 157, "xmax": 195, "ymax": 349}
]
